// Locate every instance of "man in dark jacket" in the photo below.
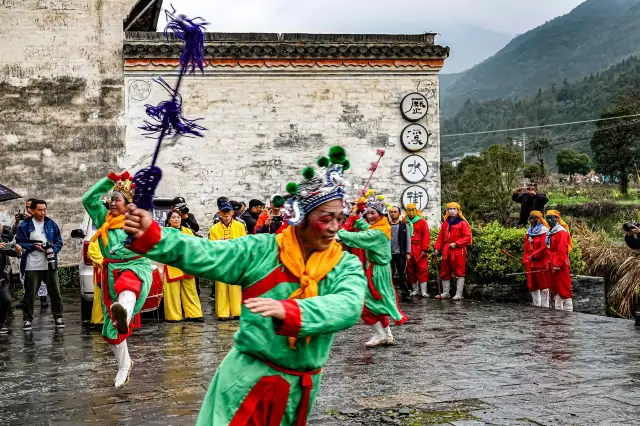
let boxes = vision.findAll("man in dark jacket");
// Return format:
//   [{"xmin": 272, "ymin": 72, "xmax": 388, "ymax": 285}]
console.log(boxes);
[
  {"xmin": 389, "ymin": 206, "xmax": 412, "ymax": 302},
  {"xmin": 512, "ymin": 183, "xmax": 549, "ymax": 227},
  {"xmin": 0, "ymin": 226, "xmax": 19, "ymax": 334},
  {"xmin": 15, "ymin": 199, "xmax": 65, "ymax": 330},
  {"xmin": 240, "ymin": 199, "xmax": 264, "ymax": 235}
]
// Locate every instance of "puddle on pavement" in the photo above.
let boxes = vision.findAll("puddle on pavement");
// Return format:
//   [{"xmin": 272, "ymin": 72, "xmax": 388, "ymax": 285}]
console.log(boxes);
[{"xmin": 325, "ymin": 406, "xmax": 478, "ymax": 425}]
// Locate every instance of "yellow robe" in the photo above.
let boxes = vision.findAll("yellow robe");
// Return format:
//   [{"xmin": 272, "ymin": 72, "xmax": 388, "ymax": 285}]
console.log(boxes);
[
  {"xmin": 87, "ymin": 240, "xmax": 104, "ymax": 325},
  {"xmin": 164, "ymin": 227, "xmax": 204, "ymax": 321},
  {"xmin": 208, "ymin": 221, "xmax": 246, "ymax": 318}
]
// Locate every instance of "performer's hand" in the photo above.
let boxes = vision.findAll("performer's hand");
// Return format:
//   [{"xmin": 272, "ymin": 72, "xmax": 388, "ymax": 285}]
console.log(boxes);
[
  {"xmin": 244, "ymin": 298, "xmax": 285, "ymax": 320},
  {"xmin": 349, "ymin": 204, "xmax": 359, "ymax": 217},
  {"xmin": 124, "ymin": 204, "xmax": 154, "ymax": 239},
  {"xmin": 422, "ymin": 250, "xmax": 429, "ymax": 257},
  {"xmin": 449, "ymin": 242, "xmax": 457, "ymax": 249},
  {"xmin": 406, "ymin": 253, "xmax": 411, "ymax": 261},
  {"xmin": 553, "ymin": 266, "xmax": 560, "ymax": 272}
]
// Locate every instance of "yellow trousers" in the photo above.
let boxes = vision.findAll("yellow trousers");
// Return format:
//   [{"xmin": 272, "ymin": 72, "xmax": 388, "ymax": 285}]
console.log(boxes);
[
  {"xmin": 164, "ymin": 277, "xmax": 204, "ymax": 321},
  {"xmin": 91, "ymin": 283, "xmax": 104, "ymax": 325},
  {"xmin": 215, "ymin": 282, "xmax": 242, "ymax": 319}
]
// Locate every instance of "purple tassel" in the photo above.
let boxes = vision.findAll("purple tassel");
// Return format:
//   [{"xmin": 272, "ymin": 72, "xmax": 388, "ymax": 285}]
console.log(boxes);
[
  {"xmin": 132, "ymin": 166, "xmax": 163, "ymax": 212},
  {"xmin": 139, "ymin": 78, "xmax": 206, "ymax": 139},
  {"xmin": 164, "ymin": 5, "xmax": 208, "ymax": 74}
]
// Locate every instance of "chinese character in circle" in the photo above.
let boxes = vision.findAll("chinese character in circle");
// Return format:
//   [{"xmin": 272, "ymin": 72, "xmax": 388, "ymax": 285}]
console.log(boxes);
[
  {"xmin": 407, "ymin": 191, "xmax": 424, "ymax": 205},
  {"xmin": 404, "ymin": 97, "xmax": 427, "ymax": 115},
  {"xmin": 408, "ymin": 159, "xmax": 423, "ymax": 175}
]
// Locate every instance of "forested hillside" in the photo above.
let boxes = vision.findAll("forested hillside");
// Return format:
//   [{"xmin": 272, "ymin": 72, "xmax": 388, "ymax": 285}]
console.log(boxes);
[
  {"xmin": 441, "ymin": 56, "xmax": 640, "ymax": 161},
  {"xmin": 441, "ymin": 0, "xmax": 640, "ymax": 118}
]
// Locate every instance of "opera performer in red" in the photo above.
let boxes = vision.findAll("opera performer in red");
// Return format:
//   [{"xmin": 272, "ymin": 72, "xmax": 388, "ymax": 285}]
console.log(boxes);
[
  {"xmin": 522, "ymin": 211, "xmax": 550, "ymax": 308},
  {"xmin": 403, "ymin": 203, "xmax": 430, "ymax": 297},
  {"xmin": 434, "ymin": 202, "xmax": 472, "ymax": 301},
  {"xmin": 545, "ymin": 210, "xmax": 573, "ymax": 311}
]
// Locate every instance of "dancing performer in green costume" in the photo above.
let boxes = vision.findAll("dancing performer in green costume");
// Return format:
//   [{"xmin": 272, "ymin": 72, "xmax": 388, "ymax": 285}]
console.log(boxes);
[
  {"xmin": 124, "ymin": 147, "xmax": 367, "ymax": 425},
  {"xmin": 82, "ymin": 171, "xmax": 153, "ymax": 388},
  {"xmin": 338, "ymin": 189, "xmax": 407, "ymax": 347}
]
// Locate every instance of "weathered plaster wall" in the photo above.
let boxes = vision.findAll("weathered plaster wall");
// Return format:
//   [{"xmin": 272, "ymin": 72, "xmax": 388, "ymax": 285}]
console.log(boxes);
[
  {"xmin": 123, "ymin": 67, "xmax": 442, "ymax": 226},
  {"xmin": 0, "ymin": 0, "xmax": 134, "ymax": 264}
]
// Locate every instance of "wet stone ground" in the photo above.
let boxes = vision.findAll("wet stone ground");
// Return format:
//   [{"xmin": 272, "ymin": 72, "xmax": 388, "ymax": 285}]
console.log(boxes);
[{"xmin": 1, "ymin": 292, "xmax": 640, "ymax": 425}]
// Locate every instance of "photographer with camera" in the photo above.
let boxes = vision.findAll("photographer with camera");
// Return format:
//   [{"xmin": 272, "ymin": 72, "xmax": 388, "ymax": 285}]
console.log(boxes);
[
  {"xmin": 0, "ymin": 226, "xmax": 20, "ymax": 334},
  {"xmin": 512, "ymin": 183, "xmax": 549, "ymax": 228},
  {"xmin": 255, "ymin": 194, "xmax": 287, "ymax": 234},
  {"xmin": 15, "ymin": 199, "xmax": 64, "ymax": 331},
  {"xmin": 172, "ymin": 197, "xmax": 200, "ymax": 234}
]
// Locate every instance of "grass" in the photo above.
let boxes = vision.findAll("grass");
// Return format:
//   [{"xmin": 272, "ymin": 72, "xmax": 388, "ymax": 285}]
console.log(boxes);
[
  {"xmin": 574, "ymin": 223, "xmax": 640, "ymax": 317},
  {"xmin": 402, "ymin": 409, "xmax": 477, "ymax": 425}
]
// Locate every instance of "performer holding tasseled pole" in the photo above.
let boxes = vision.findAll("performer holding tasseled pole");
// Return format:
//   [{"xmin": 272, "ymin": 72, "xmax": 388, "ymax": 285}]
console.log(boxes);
[
  {"xmin": 82, "ymin": 172, "xmax": 153, "ymax": 388},
  {"xmin": 545, "ymin": 209, "xmax": 573, "ymax": 311}
]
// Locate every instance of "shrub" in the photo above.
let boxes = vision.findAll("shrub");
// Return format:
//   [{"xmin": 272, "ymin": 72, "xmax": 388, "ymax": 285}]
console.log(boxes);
[{"xmin": 428, "ymin": 221, "xmax": 586, "ymax": 284}]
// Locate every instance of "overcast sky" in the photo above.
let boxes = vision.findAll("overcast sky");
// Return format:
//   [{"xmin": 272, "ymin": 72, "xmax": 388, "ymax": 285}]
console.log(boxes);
[{"xmin": 158, "ymin": 0, "xmax": 585, "ymax": 36}]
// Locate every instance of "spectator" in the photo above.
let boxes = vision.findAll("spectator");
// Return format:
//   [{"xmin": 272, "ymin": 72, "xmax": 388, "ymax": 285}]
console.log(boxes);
[
  {"xmin": 240, "ymin": 199, "xmax": 264, "ymax": 234},
  {"xmin": 208, "ymin": 202, "xmax": 246, "ymax": 320},
  {"xmin": 255, "ymin": 194, "xmax": 287, "ymax": 234},
  {"xmin": 211, "ymin": 197, "xmax": 229, "ymax": 225},
  {"xmin": 172, "ymin": 197, "xmax": 200, "ymax": 233},
  {"xmin": 388, "ymin": 206, "xmax": 412, "ymax": 302},
  {"xmin": 238, "ymin": 201, "xmax": 247, "ymax": 215},
  {"xmin": 15, "ymin": 200, "xmax": 65, "ymax": 330},
  {"xmin": 512, "ymin": 183, "xmax": 549, "ymax": 228},
  {"xmin": 15, "ymin": 198, "xmax": 49, "ymax": 309},
  {"xmin": 0, "ymin": 226, "xmax": 20, "ymax": 335},
  {"xmin": 230, "ymin": 201, "xmax": 248, "ymax": 232},
  {"xmin": 163, "ymin": 210, "xmax": 204, "ymax": 322}
]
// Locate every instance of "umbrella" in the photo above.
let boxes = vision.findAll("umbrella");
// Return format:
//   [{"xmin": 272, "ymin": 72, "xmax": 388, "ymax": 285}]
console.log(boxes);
[{"xmin": 0, "ymin": 184, "xmax": 22, "ymax": 202}]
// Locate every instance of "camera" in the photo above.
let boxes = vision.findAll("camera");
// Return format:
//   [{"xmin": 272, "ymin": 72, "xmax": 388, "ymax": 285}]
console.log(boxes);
[
  {"xmin": 40, "ymin": 242, "xmax": 56, "ymax": 270},
  {"xmin": 173, "ymin": 197, "xmax": 189, "ymax": 215},
  {"xmin": 15, "ymin": 213, "xmax": 30, "ymax": 221}
]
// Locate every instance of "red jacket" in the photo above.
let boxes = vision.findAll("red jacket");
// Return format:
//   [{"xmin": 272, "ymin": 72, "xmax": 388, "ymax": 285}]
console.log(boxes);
[
  {"xmin": 523, "ymin": 233, "xmax": 548, "ymax": 269},
  {"xmin": 434, "ymin": 219, "xmax": 472, "ymax": 260},
  {"xmin": 404, "ymin": 217, "xmax": 431, "ymax": 259},
  {"xmin": 547, "ymin": 229, "xmax": 570, "ymax": 270}
]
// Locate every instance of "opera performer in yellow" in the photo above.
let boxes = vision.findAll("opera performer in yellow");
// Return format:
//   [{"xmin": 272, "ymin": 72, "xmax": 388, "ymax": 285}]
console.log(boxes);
[
  {"xmin": 208, "ymin": 201, "xmax": 246, "ymax": 320},
  {"xmin": 87, "ymin": 239, "xmax": 104, "ymax": 326},
  {"xmin": 164, "ymin": 209, "xmax": 204, "ymax": 322}
]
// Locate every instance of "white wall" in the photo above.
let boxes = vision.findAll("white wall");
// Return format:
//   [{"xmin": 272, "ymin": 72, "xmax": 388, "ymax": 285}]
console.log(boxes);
[{"xmin": 123, "ymin": 66, "xmax": 442, "ymax": 226}]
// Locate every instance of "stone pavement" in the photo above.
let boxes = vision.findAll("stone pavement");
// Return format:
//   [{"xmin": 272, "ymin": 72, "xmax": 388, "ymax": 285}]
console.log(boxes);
[{"xmin": 1, "ymin": 292, "xmax": 639, "ymax": 425}]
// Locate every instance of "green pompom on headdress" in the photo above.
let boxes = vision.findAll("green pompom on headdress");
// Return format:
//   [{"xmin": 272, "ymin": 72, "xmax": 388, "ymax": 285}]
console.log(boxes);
[
  {"xmin": 302, "ymin": 166, "xmax": 315, "ymax": 180},
  {"xmin": 329, "ymin": 146, "xmax": 346, "ymax": 165},
  {"xmin": 317, "ymin": 156, "xmax": 329, "ymax": 168},
  {"xmin": 285, "ymin": 181, "xmax": 299, "ymax": 196}
]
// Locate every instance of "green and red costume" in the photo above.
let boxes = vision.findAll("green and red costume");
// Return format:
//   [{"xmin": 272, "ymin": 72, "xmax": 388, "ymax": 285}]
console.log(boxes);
[
  {"xmin": 81, "ymin": 176, "xmax": 153, "ymax": 344},
  {"xmin": 127, "ymin": 221, "xmax": 367, "ymax": 425},
  {"xmin": 338, "ymin": 217, "xmax": 407, "ymax": 326}
]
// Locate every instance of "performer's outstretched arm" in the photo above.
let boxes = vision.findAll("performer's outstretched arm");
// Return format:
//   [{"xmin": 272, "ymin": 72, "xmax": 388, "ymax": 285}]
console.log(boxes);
[
  {"xmin": 82, "ymin": 177, "xmax": 112, "ymax": 227},
  {"xmin": 337, "ymin": 221, "xmax": 383, "ymax": 250},
  {"xmin": 128, "ymin": 221, "xmax": 268, "ymax": 287},
  {"xmin": 276, "ymin": 255, "xmax": 366, "ymax": 337}
]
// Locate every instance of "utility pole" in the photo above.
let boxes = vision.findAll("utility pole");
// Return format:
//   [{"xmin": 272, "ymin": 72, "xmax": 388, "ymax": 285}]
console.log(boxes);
[{"xmin": 522, "ymin": 132, "xmax": 527, "ymax": 187}]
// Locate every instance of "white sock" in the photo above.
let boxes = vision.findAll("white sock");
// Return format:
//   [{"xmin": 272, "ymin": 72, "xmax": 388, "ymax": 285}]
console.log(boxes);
[{"xmin": 117, "ymin": 290, "xmax": 137, "ymax": 326}]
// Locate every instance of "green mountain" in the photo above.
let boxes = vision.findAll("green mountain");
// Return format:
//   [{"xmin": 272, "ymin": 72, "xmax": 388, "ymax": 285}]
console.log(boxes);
[
  {"xmin": 441, "ymin": 0, "xmax": 640, "ymax": 118},
  {"xmin": 440, "ymin": 55, "xmax": 640, "ymax": 161}
]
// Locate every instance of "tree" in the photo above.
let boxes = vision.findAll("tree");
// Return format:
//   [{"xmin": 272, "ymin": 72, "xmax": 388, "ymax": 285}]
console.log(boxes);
[
  {"xmin": 529, "ymin": 134, "xmax": 552, "ymax": 177},
  {"xmin": 457, "ymin": 144, "xmax": 523, "ymax": 224},
  {"xmin": 590, "ymin": 101, "xmax": 640, "ymax": 194},
  {"xmin": 524, "ymin": 163, "xmax": 545, "ymax": 181},
  {"xmin": 556, "ymin": 148, "xmax": 591, "ymax": 180}
]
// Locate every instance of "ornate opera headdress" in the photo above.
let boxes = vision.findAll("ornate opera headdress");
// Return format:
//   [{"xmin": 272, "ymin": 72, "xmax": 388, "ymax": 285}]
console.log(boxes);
[
  {"xmin": 282, "ymin": 146, "xmax": 351, "ymax": 226},
  {"xmin": 109, "ymin": 171, "xmax": 136, "ymax": 204},
  {"xmin": 364, "ymin": 188, "xmax": 389, "ymax": 215}
]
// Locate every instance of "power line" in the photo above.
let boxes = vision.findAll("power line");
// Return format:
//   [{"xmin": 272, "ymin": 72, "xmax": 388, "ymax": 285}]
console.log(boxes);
[{"xmin": 441, "ymin": 113, "xmax": 640, "ymax": 138}]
